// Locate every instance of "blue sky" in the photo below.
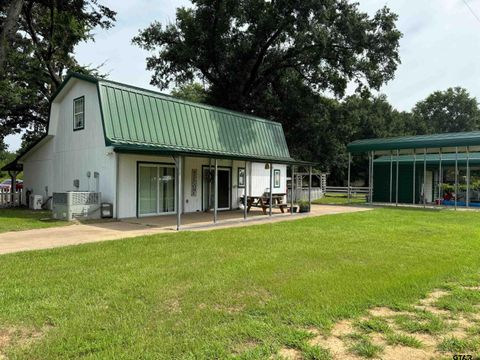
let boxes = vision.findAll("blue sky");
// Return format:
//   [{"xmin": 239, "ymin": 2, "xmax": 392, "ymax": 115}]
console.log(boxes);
[{"xmin": 6, "ymin": 0, "xmax": 480, "ymax": 150}]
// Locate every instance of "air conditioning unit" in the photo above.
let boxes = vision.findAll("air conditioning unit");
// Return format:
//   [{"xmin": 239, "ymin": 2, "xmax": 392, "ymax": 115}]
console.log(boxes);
[
  {"xmin": 52, "ymin": 192, "xmax": 101, "ymax": 221},
  {"xmin": 29, "ymin": 195, "xmax": 43, "ymax": 210}
]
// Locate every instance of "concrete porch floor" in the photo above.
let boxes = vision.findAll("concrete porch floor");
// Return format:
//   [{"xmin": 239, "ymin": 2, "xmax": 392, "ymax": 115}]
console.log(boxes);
[{"xmin": 0, "ymin": 205, "xmax": 371, "ymax": 255}]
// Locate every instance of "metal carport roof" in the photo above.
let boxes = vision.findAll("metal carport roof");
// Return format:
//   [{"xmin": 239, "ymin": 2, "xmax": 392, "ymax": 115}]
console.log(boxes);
[
  {"xmin": 347, "ymin": 131, "xmax": 480, "ymax": 153},
  {"xmin": 374, "ymin": 152, "xmax": 480, "ymax": 166}
]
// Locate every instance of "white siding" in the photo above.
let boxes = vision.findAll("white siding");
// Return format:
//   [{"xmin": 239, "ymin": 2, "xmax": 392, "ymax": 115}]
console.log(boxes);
[
  {"xmin": 248, "ymin": 162, "xmax": 287, "ymax": 196},
  {"xmin": 21, "ymin": 81, "xmax": 116, "ymax": 213},
  {"xmin": 116, "ymin": 155, "xmax": 283, "ymax": 218}
]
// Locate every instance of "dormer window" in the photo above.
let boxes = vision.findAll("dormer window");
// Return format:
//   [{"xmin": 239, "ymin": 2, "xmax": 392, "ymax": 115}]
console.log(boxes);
[{"xmin": 73, "ymin": 96, "xmax": 85, "ymax": 131}]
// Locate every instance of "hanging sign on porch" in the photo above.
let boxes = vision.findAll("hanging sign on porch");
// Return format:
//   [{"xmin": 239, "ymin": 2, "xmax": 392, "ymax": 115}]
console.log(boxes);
[{"xmin": 191, "ymin": 169, "xmax": 198, "ymax": 196}]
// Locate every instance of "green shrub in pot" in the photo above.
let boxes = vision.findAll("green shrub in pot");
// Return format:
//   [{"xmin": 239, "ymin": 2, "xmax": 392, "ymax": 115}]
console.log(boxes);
[{"xmin": 297, "ymin": 200, "xmax": 310, "ymax": 213}]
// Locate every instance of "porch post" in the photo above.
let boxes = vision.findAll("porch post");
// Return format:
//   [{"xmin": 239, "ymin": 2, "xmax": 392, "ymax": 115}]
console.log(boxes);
[
  {"xmin": 9, "ymin": 171, "xmax": 17, "ymax": 206},
  {"xmin": 412, "ymin": 150, "xmax": 416, "ymax": 205},
  {"xmin": 244, "ymin": 160, "xmax": 248, "ymax": 220},
  {"xmin": 467, "ymin": 147, "xmax": 470, "ymax": 208},
  {"xmin": 214, "ymin": 159, "xmax": 218, "ymax": 223},
  {"xmin": 269, "ymin": 163, "xmax": 273, "ymax": 216},
  {"xmin": 455, "ymin": 147, "xmax": 458, "ymax": 210},
  {"xmin": 308, "ymin": 165, "xmax": 312, "ymax": 211},
  {"xmin": 396, "ymin": 149, "xmax": 399, "ymax": 206},
  {"xmin": 208, "ymin": 158, "xmax": 212, "ymax": 210},
  {"xmin": 389, "ymin": 151, "xmax": 393, "ymax": 203},
  {"xmin": 176, "ymin": 156, "xmax": 183, "ymax": 231},
  {"xmin": 291, "ymin": 164, "xmax": 295, "ymax": 215},
  {"xmin": 371, "ymin": 151, "xmax": 374, "ymax": 204},
  {"xmin": 423, "ymin": 148, "xmax": 427, "ymax": 208},
  {"xmin": 347, "ymin": 152, "xmax": 352, "ymax": 203}
]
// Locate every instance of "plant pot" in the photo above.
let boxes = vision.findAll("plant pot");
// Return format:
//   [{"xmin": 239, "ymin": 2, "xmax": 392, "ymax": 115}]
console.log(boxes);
[{"xmin": 299, "ymin": 205, "xmax": 310, "ymax": 213}]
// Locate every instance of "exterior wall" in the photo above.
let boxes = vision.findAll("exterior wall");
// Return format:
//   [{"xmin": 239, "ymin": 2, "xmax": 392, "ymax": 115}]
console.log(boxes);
[
  {"xmin": 116, "ymin": 154, "xmax": 287, "ymax": 218},
  {"xmin": 248, "ymin": 162, "xmax": 287, "ymax": 196},
  {"xmin": 21, "ymin": 81, "xmax": 116, "ymax": 213},
  {"xmin": 373, "ymin": 164, "xmax": 439, "ymax": 204}
]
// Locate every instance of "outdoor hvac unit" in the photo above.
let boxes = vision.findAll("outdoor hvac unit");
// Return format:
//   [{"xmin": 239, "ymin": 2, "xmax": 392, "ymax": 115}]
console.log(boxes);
[
  {"xmin": 52, "ymin": 192, "xmax": 101, "ymax": 221},
  {"xmin": 29, "ymin": 195, "xmax": 43, "ymax": 210}
]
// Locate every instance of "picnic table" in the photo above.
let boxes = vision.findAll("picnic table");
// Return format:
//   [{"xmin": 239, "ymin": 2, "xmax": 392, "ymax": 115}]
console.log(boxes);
[{"xmin": 242, "ymin": 193, "xmax": 288, "ymax": 215}]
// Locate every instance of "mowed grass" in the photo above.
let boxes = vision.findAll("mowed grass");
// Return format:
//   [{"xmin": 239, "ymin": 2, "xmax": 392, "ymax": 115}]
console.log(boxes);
[
  {"xmin": 0, "ymin": 208, "xmax": 68, "ymax": 233},
  {"xmin": 2, "ymin": 208, "xmax": 480, "ymax": 358},
  {"xmin": 312, "ymin": 192, "xmax": 366, "ymax": 205}
]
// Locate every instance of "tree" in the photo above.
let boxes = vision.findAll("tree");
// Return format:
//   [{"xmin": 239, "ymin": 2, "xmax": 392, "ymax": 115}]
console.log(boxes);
[
  {"xmin": 170, "ymin": 82, "xmax": 208, "ymax": 103},
  {"xmin": 133, "ymin": 0, "xmax": 402, "ymax": 114},
  {"xmin": 411, "ymin": 87, "xmax": 480, "ymax": 134},
  {"xmin": 0, "ymin": 0, "xmax": 116, "ymax": 148}
]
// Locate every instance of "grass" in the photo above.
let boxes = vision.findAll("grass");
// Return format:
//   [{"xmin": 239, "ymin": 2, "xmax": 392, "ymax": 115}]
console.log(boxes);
[
  {"xmin": 385, "ymin": 333, "xmax": 423, "ymax": 348},
  {"xmin": 346, "ymin": 334, "xmax": 383, "ymax": 358},
  {"xmin": 2, "ymin": 208, "xmax": 480, "ymax": 358},
  {"xmin": 0, "ymin": 208, "xmax": 68, "ymax": 233},
  {"xmin": 355, "ymin": 317, "xmax": 391, "ymax": 334},
  {"xmin": 312, "ymin": 192, "xmax": 366, "ymax": 205},
  {"xmin": 435, "ymin": 287, "xmax": 480, "ymax": 313},
  {"xmin": 437, "ymin": 336, "xmax": 480, "ymax": 353},
  {"xmin": 394, "ymin": 312, "xmax": 449, "ymax": 335}
]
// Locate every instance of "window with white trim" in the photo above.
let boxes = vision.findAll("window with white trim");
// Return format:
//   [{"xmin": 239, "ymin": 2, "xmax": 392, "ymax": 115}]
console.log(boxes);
[{"xmin": 73, "ymin": 97, "xmax": 85, "ymax": 130}]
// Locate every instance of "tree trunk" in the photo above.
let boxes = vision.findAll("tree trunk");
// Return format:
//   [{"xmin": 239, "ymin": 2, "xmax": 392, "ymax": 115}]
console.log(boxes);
[{"xmin": 0, "ymin": 0, "xmax": 25, "ymax": 72}]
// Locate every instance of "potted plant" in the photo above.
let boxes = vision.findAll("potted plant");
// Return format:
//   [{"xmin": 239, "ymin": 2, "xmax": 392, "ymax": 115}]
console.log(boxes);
[{"xmin": 297, "ymin": 200, "xmax": 310, "ymax": 213}]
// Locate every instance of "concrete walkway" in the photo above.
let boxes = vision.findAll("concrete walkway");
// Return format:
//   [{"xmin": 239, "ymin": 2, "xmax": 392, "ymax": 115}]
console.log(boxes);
[{"xmin": 0, "ymin": 205, "xmax": 371, "ymax": 255}]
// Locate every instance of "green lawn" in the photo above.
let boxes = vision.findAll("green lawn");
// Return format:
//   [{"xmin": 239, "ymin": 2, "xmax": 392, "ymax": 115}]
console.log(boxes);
[
  {"xmin": 0, "ymin": 208, "xmax": 68, "ymax": 233},
  {"xmin": 313, "ymin": 192, "xmax": 367, "ymax": 205},
  {"xmin": 1, "ymin": 208, "xmax": 480, "ymax": 359}
]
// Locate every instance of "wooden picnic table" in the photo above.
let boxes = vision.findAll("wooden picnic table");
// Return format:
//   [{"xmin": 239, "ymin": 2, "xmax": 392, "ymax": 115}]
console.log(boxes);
[{"xmin": 244, "ymin": 193, "xmax": 287, "ymax": 215}]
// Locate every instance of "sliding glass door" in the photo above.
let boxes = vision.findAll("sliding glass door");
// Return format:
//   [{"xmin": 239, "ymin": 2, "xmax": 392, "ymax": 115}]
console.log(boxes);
[{"xmin": 138, "ymin": 163, "xmax": 176, "ymax": 216}]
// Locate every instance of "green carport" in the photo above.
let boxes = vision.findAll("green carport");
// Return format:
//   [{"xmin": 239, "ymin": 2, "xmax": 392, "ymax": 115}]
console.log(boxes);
[{"xmin": 346, "ymin": 131, "xmax": 480, "ymax": 208}]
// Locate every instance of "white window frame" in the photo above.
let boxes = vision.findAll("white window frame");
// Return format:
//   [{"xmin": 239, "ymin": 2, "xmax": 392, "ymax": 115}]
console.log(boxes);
[{"xmin": 73, "ymin": 96, "xmax": 85, "ymax": 131}]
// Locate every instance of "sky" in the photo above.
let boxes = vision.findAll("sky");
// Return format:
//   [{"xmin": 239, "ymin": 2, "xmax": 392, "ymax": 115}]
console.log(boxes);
[{"xmin": 5, "ymin": 0, "xmax": 480, "ymax": 150}]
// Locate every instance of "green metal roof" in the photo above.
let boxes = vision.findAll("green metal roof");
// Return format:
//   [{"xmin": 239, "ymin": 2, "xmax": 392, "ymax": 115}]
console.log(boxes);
[
  {"xmin": 347, "ymin": 131, "xmax": 480, "ymax": 153},
  {"xmin": 93, "ymin": 78, "xmax": 293, "ymax": 162},
  {"xmin": 374, "ymin": 152, "xmax": 480, "ymax": 166}
]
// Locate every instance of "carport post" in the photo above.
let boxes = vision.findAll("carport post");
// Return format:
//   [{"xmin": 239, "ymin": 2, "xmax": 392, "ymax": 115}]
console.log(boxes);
[
  {"xmin": 395, "ymin": 149, "xmax": 399, "ymax": 206},
  {"xmin": 269, "ymin": 163, "xmax": 273, "ymax": 216},
  {"xmin": 467, "ymin": 147, "xmax": 470, "ymax": 208},
  {"xmin": 176, "ymin": 156, "xmax": 183, "ymax": 231},
  {"xmin": 439, "ymin": 149, "xmax": 443, "ymax": 206},
  {"xmin": 347, "ymin": 153, "xmax": 352, "ymax": 203},
  {"xmin": 244, "ymin": 161, "xmax": 248, "ymax": 220},
  {"xmin": 308, "ymin": 165, "xmax": 312, "ymax": 211},
  {"xmin": 412, "ymin": 150, "xmax": 416, "ymax": 205},
  {"xmin": 214, "ymin": 159, "xmax": 218, "ymax": 223},
  {"xmin": 389, "ymin": 151, "xmax": 393, "ymax": 203},
  {"xmin": 291, "ymin": 165, "xmax": 295, "ymax": 215},
  {"xmin": 455, "ymin": 147, "xmax": 458, "ymax": 210},
  {"xmin": 368, "ymin": 151, "xmax": 373, "ymax": 205},
  {"xmin": 423, "ymin": 148, "xmax": 427, "ymax": 208}
]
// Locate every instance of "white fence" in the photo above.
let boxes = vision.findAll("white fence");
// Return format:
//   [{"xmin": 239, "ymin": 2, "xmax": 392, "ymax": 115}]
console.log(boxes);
[
  {"xmin": 0, "ymin": 190, "xmax": 22, "ymax": 208},
  {"xmin": 287, "ymin": 187, "xmax": 324, "ymax": 202},
  {"xmin": 325, "ymin": 186, "xmax": 370, "ymax": 197}
]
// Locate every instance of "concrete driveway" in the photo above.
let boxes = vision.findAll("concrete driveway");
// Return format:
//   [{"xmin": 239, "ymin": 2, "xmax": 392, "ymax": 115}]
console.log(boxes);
[{"xmin": 0, "ymin": 205, "xmax": 371, "ymax": 255}]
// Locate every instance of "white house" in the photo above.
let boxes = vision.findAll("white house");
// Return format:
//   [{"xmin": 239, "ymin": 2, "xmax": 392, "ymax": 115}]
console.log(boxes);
[{"xmin": 10, "ymin": 73, "xmax": 311, "ymax": 223}]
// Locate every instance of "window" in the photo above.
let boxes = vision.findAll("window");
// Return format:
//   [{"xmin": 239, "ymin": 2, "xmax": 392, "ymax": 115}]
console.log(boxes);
[{"xmin": 73, "ymin": 96, "xmax": 85, "ymax": 130}]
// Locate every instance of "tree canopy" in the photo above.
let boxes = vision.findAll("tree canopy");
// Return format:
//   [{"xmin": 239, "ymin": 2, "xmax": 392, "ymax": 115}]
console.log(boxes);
[
  {"xmin": 134, "ymin": 0, "xmax": 402, "ymax": 112},
  {"xmin": 0, "ymin": 0, "xmax": 116, "ymax": 148}
]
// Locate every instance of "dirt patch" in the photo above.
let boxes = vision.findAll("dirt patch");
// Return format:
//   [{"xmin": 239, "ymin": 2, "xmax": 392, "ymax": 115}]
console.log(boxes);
[
  {"xmin": 0, "ymin": 325, "xmax": 50, "ymax": 358},
  {"xmin": 278, "ymin": 347, "xmax": 302, "ymax": 359},
  {"xmin": 232, "ymin": 339, "xmax": 259, "ymax": 354}
]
